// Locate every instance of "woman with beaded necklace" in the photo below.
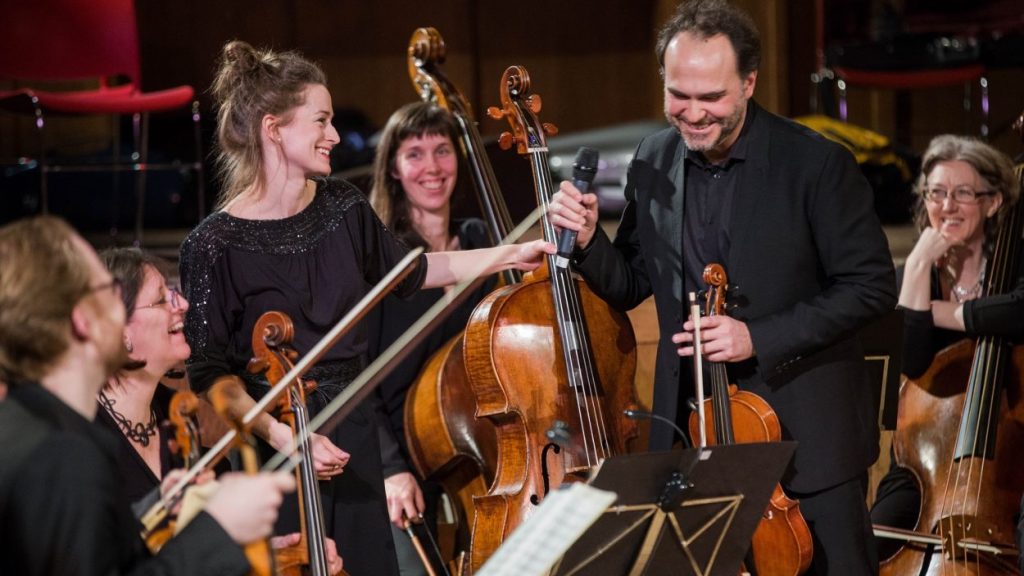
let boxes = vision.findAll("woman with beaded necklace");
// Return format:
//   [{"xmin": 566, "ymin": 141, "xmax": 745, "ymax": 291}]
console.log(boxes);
[
  {"xmin": 95, "ymin": 248, "xmax": 193, "ymax": 507},
  {"xmin": 871, "ymin": 134, "xmax": 1023, "ymax": 558}
]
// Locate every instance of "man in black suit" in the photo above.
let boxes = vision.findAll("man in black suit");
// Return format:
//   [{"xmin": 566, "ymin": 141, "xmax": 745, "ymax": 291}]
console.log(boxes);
[
  {"xmin": 0, "ymin": 216, "xmax": 296, "ymax": 576},
  {"xmin": 550, "ymin": 0, "xmax": 896, "ymax": 573}
]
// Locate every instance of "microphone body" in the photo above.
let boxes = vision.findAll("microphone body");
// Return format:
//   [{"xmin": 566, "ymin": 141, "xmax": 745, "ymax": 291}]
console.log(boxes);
[{"xmin": 555, "ymin": 147, "xmax": 599, "ymax": 269}]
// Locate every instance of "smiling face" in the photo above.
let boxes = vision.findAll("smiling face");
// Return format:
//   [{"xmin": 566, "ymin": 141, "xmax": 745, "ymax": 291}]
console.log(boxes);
[
  {"xmin": 663, "ymin": 32, "xmax": 756, "ymax": 163},
  {"xmin": 274, "ymin": 83, "xmax": 339, "ymax": 178},
  {"xmin": 393, "ymin": 133, "xmax": 457, "ymax": 216},
  {"xmin": 123, "ymin": 265, "xmax": 190, "ymax": 378},
  {"xmin": 924, "ymin": 159, "xmax": 1003, "ymax": 247}
]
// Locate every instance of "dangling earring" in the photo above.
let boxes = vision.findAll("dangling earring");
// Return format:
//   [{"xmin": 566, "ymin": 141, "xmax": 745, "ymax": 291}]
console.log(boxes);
[{"xmin": 124, "ymin": 337, "xmax": 133, "ymax": 354}]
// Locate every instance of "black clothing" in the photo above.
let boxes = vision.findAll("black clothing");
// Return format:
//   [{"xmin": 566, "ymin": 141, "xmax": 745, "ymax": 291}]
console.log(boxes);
[
  {"xmin": 181, "ymin": 177, "xmax": 426, "ymax": 391},
  {"xmin": 0, "ymin": 382, "xmax": 248, "ymax": 576},
  {"xmin": 181, "ymin": 177, "xmax": 422, "ymax": 576},
  {"xmin": 680, "ymin": 102, "xmax": 752, "ymax": 299},
  {"xmin": 95, "ymin": 383, "xmax": 176, "ymax": 507},
  {"xmin": 368, "ymin": 218, "xmax": 495, "ymax": 475},
  {"xmin": 94, "ymin": 382, "xmax": 231, "ymax": 518},
  {"xmin": 899, "ymin": 260, "xmax": 1024, "ymax": 380},
  {"xmin": 792, "ymin": 473, "xmax": 878, "ymax": 575},
  {"xmin": 575, "ymin": 101, "xmax": 896, "ymax": 491},
  {"xmin": 573, "ymin": 100, "xmax": 896, "ymax": 575}
]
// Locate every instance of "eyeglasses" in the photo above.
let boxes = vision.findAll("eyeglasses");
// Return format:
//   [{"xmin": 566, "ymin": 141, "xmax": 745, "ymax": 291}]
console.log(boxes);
[
  {"xmin": 923, "ymin": 186, "xmax": 996, "ymax": 205},
  {"xmin": 135, "ymin": 286, "xmax": 183, "ymax": 312},
  {"xmin": 87, "ymin": 278, "xmax": 124, "ymax": 299}
]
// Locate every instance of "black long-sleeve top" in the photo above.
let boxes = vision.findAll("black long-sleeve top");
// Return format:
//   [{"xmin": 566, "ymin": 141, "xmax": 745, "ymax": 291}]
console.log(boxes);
[
  {"xmin": 899, "ymin": 253, "xmax": 1024, "ymax": 379},
  {"xmin": 179, "ymin": 177, "xmax": 428, "ymax": 394}
]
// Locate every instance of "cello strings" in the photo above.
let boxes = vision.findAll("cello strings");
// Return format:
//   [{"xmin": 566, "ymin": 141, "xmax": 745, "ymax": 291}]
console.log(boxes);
[
  {"xmin": 535, "ymin": 148, "xmax": 611, "ymax": 464},
  {"xmin": 531, "ymin": 152, "xmax": 601, "ymax": 467}
]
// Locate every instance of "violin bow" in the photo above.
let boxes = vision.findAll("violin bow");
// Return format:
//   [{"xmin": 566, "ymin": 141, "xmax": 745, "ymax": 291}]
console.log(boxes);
[{"xmin": 139, "ymin": 247, "xmax": 425, "ymax": 538}]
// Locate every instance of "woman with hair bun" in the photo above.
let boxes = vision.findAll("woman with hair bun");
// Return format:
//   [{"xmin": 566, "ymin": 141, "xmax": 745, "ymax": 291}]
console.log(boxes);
[{"xmin": 180, "ymin": 41, "xmax": 551, "ymax": 574}]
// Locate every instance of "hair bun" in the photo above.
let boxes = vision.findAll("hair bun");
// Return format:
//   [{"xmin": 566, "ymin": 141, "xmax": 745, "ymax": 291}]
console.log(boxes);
[{"xmin": 221, "ymin": 40, "xmax": 261, "ymax": 74}]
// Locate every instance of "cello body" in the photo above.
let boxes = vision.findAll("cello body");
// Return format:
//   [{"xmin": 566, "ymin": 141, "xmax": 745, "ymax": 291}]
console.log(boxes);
[
  {"xmin": 881, "ymin": 340, "xmax": 1024, "ymax": 575},
  {"xmin": 464, "ymin": 277, "xmax": 639, "ymax": 570},
  {"xmin": 401, "ymin": 27, "xmax": 511, "ymax": 567},
  {"xmin": 405, "ymin": 332, "xmax": 498, "ymax": 562}
]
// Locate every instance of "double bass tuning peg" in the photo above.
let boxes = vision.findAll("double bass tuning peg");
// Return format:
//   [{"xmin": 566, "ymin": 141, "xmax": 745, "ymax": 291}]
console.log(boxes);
[{"xmin": 497, "ymin": 132, "xmax": 516, "ymax": 151}]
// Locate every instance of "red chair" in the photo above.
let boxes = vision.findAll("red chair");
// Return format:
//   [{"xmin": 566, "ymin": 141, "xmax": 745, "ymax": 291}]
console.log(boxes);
[{"xmin": 0, "ymin": 0, "xmax": 204, "ymax": 244}]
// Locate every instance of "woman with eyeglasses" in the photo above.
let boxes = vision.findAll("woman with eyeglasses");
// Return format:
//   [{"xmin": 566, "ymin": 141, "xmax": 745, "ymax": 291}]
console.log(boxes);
[
  {"xmin": 95, "ymin": 247, "xmax": 195, "ymax": 507},
  {"xmin": 870, "ymin": 134, "xmax": 1023, "ymax": 558},
  {"xmin": 97, "ymin": 247, "xmax": 347, "ymax": 574}
]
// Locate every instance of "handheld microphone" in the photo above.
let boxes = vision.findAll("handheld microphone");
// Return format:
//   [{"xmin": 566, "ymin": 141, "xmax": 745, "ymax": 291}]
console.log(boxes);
[
  {"xmin": 623, "ymin": 408, "xmax": 693, "ymax": 449},
  {"xmin": 555, "ymin": 147, "xmax": 599, "ymax": 269}
]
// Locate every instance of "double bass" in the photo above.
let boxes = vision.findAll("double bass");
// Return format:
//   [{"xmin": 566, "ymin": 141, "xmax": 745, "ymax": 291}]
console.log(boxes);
[
  {"xmin": 687, "ymin": 264, "xmax": 813, "ymax": 576},
  {"xmin": 879, "ymin": 117, "xmax": 1024, "ymax": 575},
  {"xmin": 403, "ymin": 27, "xmax": 513, "ymax": 569},
  {"xmin": 464, "ymin": 65, "xmax": 641, "ymax": 571}
]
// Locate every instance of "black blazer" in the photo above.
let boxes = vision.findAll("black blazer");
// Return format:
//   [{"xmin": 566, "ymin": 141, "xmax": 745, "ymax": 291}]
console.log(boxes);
[{"xmin": 575, "ymin": 102, "xmax": 897, "ymax": 492}]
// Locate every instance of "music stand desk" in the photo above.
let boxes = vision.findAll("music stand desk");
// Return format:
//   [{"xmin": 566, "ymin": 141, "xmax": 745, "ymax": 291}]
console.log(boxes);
[{"xmin": 552, "ymin": 442, "xmax": 796, "ymax": 576}]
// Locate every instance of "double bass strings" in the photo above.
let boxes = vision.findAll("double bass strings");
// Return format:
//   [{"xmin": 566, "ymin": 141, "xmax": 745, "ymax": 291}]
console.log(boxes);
[{"xmin": 265, "ymin": 205, "xmax": 547, "ymax": 474}]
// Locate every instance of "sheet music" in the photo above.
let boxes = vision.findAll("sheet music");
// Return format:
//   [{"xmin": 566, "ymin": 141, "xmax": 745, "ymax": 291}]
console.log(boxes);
[{"xmin": 476, "ymin": 483, "xmax": 617, "ymax": 576}]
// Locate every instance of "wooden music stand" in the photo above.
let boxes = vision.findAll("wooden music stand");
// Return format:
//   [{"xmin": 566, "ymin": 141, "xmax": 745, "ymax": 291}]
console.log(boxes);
[{"xmin": 551, "ymin": 442, "xmax": 796, "ymax": 576}]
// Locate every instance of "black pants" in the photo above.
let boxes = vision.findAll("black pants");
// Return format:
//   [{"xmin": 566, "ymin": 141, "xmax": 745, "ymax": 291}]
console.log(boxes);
[{"xmin": 790, "ymin": 472, "xmax": 879, "ymax": 575}]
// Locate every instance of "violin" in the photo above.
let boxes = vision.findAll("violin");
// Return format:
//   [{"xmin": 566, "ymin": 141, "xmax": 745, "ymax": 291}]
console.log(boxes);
[
  {"xmin": 460, "ymin": 64, "xmax": 640, "ymax": 571},
  {"xmin": 142, "ymin": 390, "xmax": 204, "ymax": 553},
  {"xmin": 208, "ymin": 377, "xmax": 277, "ymax": 576},
  {"xmin": 246, "ymin": 311, "xmax": 340, "ymax": 576},
  {"xmin": 879, "ymin": 115, "xmax": 1024, "ymax": 575},
  {"xmin": 687, "ymin": 264, "xmax": 813, "ymax": 576}
]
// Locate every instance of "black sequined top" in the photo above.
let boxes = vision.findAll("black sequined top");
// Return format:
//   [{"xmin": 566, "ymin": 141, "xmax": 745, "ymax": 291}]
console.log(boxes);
[{"xmin": 179, "ymin": 177, "xmax": 428, "ymax": 393}]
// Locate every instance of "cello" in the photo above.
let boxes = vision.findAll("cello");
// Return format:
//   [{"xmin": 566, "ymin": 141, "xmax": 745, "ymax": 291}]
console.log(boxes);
[
  {"xmin": 879, "ymin": 117, "xmax": 1024, "ymax": 575},
  {"xmin": 403, "ymin": 26, "xmax": 513, "ymax": 569},
  {"xmin": 463, "ymin": 64, "xmax": 640, "ymax": 571},
  {"xmin": 687, "ymin": 263, "xmax": 813, "ymax": 576}
]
